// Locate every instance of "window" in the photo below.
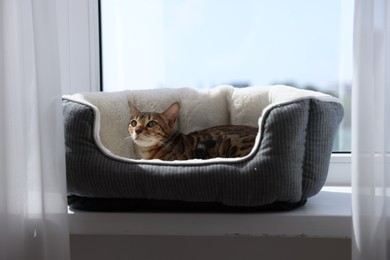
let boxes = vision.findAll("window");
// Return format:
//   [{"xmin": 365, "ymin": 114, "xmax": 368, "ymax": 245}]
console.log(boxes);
[{"xmin": 99, "ymin": 0, "xmax": 353, "ymax": 153}]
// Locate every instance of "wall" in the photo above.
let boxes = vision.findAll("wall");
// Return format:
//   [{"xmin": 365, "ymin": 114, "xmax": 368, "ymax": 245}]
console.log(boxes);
[{"xmin": 70, "ymin": 235, "xmax": 351, "ymax": 260}]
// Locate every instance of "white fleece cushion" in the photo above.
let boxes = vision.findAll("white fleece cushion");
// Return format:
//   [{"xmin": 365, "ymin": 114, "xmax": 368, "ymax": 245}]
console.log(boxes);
[
  {"xmin": 228, "ymin": 86, "xmax": 270, "ymax": 127},
  {"xmin": 66, "ymin": 85, "xmax": 339, "ymax": 160},
  {"xmin": 125, "ymin": 86, "xmax": 232, "ymax": 134}
]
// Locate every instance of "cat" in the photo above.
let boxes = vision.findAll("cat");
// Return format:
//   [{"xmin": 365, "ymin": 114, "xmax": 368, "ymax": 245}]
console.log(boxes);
[{"xmin": 127, "ymin": 101, "xmax": 258, "ymax": 161}]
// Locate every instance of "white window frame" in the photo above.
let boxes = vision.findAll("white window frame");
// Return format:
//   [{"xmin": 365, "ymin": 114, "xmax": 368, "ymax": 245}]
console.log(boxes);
[
  {"xmin": 327, "ymin": 153, "xmax": 351, "ymax": 186},
  {"xmin": 57, "ymin": 0, "xmax": 101, "ymax": 94}
]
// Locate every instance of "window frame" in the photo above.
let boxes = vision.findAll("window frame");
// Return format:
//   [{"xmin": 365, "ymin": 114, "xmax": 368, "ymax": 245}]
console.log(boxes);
[
  {"xmin": 58, "ymin": 0, "xmax": 101, "ymax": 94},
  {"xmin": 63, "ymin": 0, "xmax": 351, "ymax": 187}
]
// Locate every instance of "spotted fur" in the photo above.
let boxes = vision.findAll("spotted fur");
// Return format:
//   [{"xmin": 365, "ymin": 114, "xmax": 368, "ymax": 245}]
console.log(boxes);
[{"xmin": 128, "ymin": 102, "xmax": 258, "ymax": 161}]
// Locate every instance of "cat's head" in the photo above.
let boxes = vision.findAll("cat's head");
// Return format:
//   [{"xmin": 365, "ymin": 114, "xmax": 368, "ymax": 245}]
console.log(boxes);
[{"xmin": 128, "ymin": 101, "xmax": 180, "ymax": 148}]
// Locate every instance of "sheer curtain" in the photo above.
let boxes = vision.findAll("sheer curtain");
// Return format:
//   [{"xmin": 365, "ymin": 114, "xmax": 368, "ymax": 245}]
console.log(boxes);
[
  {"xmin": 0, "ymin": 1, "xmax": 70, "ymax": 260},
  {"xmin": 352, "ymin": 0, "xmax": 390, "ymax": 259}
]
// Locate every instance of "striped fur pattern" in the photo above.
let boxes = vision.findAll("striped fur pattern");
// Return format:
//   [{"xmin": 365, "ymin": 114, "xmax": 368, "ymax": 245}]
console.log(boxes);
[{"xmin": 128, "ymin": 102, "xmax": 258, "ymax": 161}]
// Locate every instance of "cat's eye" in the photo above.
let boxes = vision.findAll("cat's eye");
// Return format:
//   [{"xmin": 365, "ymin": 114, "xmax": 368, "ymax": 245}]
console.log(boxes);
[
  {"xmin": 147, "ymin": 121, "xmax": 157, "ymax": 127},
  {"xmin": 130, "ymin": 120, "xmax": 137, "ymax": 127}
]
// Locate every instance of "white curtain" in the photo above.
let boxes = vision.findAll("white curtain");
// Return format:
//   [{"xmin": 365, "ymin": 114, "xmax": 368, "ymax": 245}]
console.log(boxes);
[
  {"xmin": 0, "ymin": 0, "xmax": 70, "ymax": 260},
  {"xmin": 352, "ymin": 0, "xmax": 390, "ymax": 259}
]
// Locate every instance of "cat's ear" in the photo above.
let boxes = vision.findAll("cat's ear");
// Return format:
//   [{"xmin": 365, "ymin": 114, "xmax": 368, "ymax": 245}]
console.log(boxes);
[
  {"xmin": 162, "ymin": 102, "xmax": 180, "ymax": 127},
  {"xmin": 128, "ymin": 101, "xmax": 140, "ymax": 117}
]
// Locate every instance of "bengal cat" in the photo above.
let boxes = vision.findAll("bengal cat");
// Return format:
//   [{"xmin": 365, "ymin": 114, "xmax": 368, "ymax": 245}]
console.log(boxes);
[{"xmin": 127, "ymin": 101, "xmax": 258, "ymax": 161}]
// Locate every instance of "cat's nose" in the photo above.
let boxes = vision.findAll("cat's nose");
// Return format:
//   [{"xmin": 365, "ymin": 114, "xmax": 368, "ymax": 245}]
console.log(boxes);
[{"xmin": 135, "ymin": 129, "xmax": 142, "ymax": 135}]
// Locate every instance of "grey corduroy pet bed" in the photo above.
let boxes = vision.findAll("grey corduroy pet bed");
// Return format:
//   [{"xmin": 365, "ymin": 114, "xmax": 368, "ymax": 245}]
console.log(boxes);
[{"xmin": 63, "ymin": 85, "xmax": 343, "ymax": 211}]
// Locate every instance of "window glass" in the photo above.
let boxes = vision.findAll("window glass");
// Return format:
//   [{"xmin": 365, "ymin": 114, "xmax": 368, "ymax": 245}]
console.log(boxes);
[{"xmin": 100, "ymin": 0, "xmax": 353, "ymax": 151}]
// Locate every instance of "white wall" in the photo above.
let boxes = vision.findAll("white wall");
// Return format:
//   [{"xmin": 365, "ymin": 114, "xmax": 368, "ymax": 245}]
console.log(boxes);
[{"xmin": 70, "ymin": 235, "xmax": 351, "ymax": 260}]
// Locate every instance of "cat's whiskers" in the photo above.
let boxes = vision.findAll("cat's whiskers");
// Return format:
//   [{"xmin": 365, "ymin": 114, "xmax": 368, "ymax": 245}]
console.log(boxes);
[{"xmin": 124, "ymin": 135, "xmax": 136, "ymax": 145}]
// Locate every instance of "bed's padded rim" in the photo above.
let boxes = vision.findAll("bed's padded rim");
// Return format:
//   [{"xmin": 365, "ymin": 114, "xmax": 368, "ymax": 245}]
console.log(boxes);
[
  {"xmin": 301, "ymin": 99, "xmax": 344, "ymax": 198},
  {"xmin": 65, "ymin": 85, "xmax": 341, "ymax": 161},
  {"xmin": 63, "ymin": 98, "xmax": 343, "ymax": 207}
]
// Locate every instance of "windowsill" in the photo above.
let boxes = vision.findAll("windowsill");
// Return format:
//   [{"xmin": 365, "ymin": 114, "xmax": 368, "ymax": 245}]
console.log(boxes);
[{"xmin": 68, "ymin": 186, "xmax": 351, "ymax": 239}]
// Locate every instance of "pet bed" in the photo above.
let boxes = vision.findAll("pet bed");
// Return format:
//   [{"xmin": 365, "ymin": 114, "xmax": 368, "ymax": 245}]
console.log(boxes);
[{"xmin": 63, "ymin": 85, "xmax": 344, "ymax": 211}]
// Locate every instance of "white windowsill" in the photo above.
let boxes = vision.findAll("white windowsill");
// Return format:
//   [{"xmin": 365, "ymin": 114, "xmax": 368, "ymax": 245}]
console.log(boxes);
[{"xmin": 68, "ymin": 186, "xmax": 351, "ymax": 239}]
